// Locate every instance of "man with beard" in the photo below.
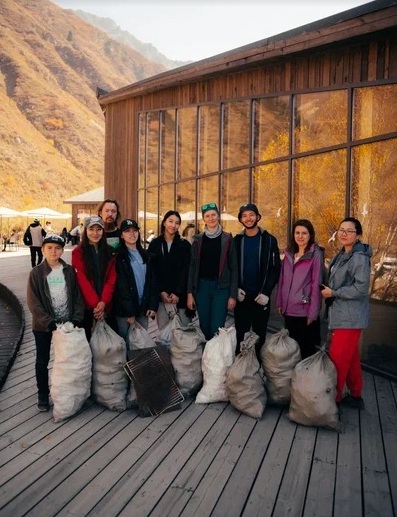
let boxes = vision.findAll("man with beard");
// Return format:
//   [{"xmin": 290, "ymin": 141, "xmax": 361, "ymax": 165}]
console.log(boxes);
[
  {"xmin": 234, "ymin": 203, "xmax": 281, "ymax": 359},
  {"xmin": 97, "ymin": 199, "xmax": 121, "ymax": 249}
]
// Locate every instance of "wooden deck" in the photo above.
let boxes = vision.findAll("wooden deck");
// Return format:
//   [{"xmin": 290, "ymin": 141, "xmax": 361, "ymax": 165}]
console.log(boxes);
[{"xmin": 0, "ymin": 250, "xmax": 396, "ymax": 517}]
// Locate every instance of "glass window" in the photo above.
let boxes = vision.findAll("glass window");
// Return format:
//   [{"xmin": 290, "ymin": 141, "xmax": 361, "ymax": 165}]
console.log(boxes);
[
  {"xmin": 292, "ymin": 150, "xmax": 347, "ymax": 257},
  {"xmin": 352, "ymin": 138, "xmax": 397, "ymax": 302},
  {"xmin": 254, "ymin": 96, "xmax": 290, "ymax": 162},
  {"xmin": 176, "ymin": 179, "xmax": 199, "ymax": 225},
  {"xmin": 177, "ymin": 107, "xmax": 197, "ymax": 180},
  {"xmin": 221, "ymin": 169, "xmax": 249, "ymax": 233},
  {"xmin": 146, "ymin": 186, "xmax": 158, "ymax": 234},
  {"xmin": 146, "ymin": 111, "xmax": 160, "ymax": 187},
  {"xmin": 253, "ymin": 161, "xmax": 289, "ymax": 250},
  {"xmin": 138, "ymin": 113, "xmax": 146, "ymax": 189},
  {"xmin": 294, "ymin": 91, "xmax": 347, "ymax": 153},
  {"xmin": 353, "ymin": 84, "xmax": 397, "ymax": 140},
  {"xmin": 160, "ymin": 109, "xmax": 176, "ymax": 184},
  {"xmin": 199, "ymin": 105, "xmax": 220, "ymax": 174},
  {"xmin": 159, "ymin": 183, "xmax": 175, "ymax": 220},
  {"xmin": 222, "ymin": 100, "xmax": 250, "ymax": 170},
  {"xmin": 137, "ymin": 189, "xmax": 145, "ymax": 232}
]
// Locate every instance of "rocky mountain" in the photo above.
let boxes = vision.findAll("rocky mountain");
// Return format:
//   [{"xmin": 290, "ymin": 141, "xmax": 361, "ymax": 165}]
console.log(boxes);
[
  {"xmin": 74, "ymin": 10, "xmax": 190, "ymax": 70},
  {"xmin": 0, "ymin": 0, "xmax": 167, "ymax": 213}
]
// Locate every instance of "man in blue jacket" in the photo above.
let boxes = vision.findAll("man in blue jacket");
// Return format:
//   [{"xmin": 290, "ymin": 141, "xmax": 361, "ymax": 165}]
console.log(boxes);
[{"xmin": 234, "ymin": 204, "xmax": 281, "ymax": 359}]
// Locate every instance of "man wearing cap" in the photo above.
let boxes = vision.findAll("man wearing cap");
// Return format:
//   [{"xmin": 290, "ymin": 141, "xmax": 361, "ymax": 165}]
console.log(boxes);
[
  {"xmin": 23, "ymin": 218, "xmax": 46, "ymax": 268},
  {"xmin": 27, "ymin": 233, "xmax": 84, "ymax": 411},
  {"xmin": 234, "ymin": 203, "xmax": 281, "ymax": 359}
]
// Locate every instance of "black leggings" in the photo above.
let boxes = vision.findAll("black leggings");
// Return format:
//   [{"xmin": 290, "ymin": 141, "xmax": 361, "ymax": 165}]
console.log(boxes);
[{"xmin": 283, "ymin": 315, "xmax": 321, "ymax": 359}]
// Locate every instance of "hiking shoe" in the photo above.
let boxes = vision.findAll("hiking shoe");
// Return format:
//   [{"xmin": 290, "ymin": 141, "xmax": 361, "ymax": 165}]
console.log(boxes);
[
  {"xmin": 37, "ymin": 394, "xmax": 50, "ymax": 412},
  {"xmin": 341, "ymin": 394, "xmax": 365, "ymax": 410}
]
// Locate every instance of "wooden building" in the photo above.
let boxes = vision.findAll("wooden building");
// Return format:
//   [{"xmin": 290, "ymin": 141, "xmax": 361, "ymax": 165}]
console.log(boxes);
[
  {"xmin": 97, "ymin": 0, "xmax": 397, "ymax": 377},
  {"xmin": 63, "ymin": 186, "xmax": 104, "ymax": 228}
]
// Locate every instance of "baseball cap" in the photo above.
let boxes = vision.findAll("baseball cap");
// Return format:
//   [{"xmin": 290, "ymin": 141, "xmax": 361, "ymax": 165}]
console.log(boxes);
[
  {"xmin": 120, "ymin": 219, "xmax": 140, "ymax": 232},
  {"xmin": 42, "ymin": 234, "xmax": 65, "ymax": 247},
  {"xmin": 238, "ymin": 203, "xmax": 261, "ymax": 221},
  {"xmin": 84, "ymin": 215, "xmax": 105, "ymax": 229},
  {"xmin": 33, "ymin": 218, "xmax": 40, "ymax": 223}
]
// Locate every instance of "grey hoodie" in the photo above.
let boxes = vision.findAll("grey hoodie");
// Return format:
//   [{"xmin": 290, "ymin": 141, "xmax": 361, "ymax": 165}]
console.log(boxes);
[{"xmin": 327, "ymin": 242, "xmax": 372, "ymax": 329}]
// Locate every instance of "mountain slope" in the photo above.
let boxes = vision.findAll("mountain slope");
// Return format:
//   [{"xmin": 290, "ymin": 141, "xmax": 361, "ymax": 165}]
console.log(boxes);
[
  {"xmin": 74, "ymin": 10, "xmax": 191, "ymax": 70},
  {"xmin": 0, "ymin": 0, "xmax": 166, "ymax": 212}
]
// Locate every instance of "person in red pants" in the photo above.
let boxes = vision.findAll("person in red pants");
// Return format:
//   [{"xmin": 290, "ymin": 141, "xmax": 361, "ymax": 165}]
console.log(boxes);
[{"xmin": 321, "ymin": 217, "xmax": 372, "ymax": 410}]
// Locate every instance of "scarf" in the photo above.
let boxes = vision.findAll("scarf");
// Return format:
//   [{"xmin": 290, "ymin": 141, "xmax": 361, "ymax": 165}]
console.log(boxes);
[{"xmin": 204, "ymin": 224, "xmax": 223, "ymax": 239}]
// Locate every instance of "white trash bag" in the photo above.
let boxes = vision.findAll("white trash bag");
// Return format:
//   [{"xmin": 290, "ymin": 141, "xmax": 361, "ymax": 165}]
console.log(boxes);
[
  {"xmin": 156, "ymin": 308, "xmax": 182, "ymax": 347},
  {"xmin": 90, "ymin": 320, "xmax": 128, "ymax": 411},
  {"xmin": 196, "ymin": 326, "xmax": 237, "ymax": 404},
  {"xmin": 128, "ymin": 323, "xmax": 156, "ymax": 350},
  {"xmin": 51, "ymin": 322, "xmax": 92, "ymax": 423}
]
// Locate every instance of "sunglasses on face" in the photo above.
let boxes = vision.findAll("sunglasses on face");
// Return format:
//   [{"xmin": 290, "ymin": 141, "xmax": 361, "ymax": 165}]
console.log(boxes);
[
  {"xmin": 201, "ymin": 203, "xmax": 217, "ymax": 211},
  {"xmin": 337, "ymin": 228, "xmax": 357, "ymax": 235}
]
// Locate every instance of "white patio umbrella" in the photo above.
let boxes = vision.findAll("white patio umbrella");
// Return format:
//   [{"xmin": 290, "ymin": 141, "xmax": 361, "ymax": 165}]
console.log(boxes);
[
  {"xmin": 20, "ymin": 207, "xmax": 68, "ymax": 219},
  {"xmin": 0, "ymin": 207, "xmax": 23, "ymax": 217},
  {"xmin": 180, "ymin": 211, "xmax": 202, "ymax": 221},
  {"xmin": 221, "ymin": 211, "xmax": 238, "ymax": 221},
  {"xmin": 138, "ymin": 210, "xmax": 158, "ymax": 220}
]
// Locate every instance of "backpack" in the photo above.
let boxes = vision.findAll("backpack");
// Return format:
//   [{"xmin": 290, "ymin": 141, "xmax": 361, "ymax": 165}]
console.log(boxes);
[{"xmin": 23, "ymin": 227, "xmax": 32, "ymax": 246}]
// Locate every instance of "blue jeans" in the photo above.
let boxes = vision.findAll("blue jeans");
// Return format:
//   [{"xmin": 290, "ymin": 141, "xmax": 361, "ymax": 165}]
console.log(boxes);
[
  {"xmin": 33, "ymin": 330, "xmax": 52, "ymax": 396},
  {"xmin": 195, "ymin": 279, "xmax": 229, "ymax": 340}
]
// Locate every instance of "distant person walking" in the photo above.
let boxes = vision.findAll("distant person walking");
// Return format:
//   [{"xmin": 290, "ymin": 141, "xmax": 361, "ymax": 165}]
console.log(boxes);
[{"xmin": 23, "ymin": 218, "xmax": 46, "ymax": 268}]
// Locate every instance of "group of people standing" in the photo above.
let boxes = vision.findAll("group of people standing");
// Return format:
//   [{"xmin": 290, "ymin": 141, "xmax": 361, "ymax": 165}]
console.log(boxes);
[{"xmin": 27, "ymin": 198, "xmax": 371, "ymax": 414}]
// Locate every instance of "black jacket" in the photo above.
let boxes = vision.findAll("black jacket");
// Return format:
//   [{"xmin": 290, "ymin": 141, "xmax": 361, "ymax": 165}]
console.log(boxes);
[
  {"xmin": 113, "ymin": 245, "xmax": 159, "ymax": 318},
  {"xmin": 148, "ymin": 234, "xmax": 191, "ymax": 308},
  {"xmin": 234, "ymin": 227, "xmax": 281, "ymax": 297}
]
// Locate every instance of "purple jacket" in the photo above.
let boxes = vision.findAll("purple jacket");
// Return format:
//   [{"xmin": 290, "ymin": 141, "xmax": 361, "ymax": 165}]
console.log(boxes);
[{"xmin": 276, "ymin": 243, "xmax": 324, "ymax": 321}]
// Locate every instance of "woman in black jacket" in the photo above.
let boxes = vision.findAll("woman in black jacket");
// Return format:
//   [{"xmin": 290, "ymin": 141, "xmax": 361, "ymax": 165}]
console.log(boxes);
[
  {"xmin": 113, "ymin": 219, "xmax": 159, "ymax": 340},
  {"xmin": 148, "ymin": 210, "xmax": 192, "ymax": 330}
]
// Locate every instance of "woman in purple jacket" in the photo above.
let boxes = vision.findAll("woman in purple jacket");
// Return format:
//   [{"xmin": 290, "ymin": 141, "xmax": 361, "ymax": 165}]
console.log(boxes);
[{"xmin": 276, "ymin": 219, "xmax": 324, "ymax": 359}]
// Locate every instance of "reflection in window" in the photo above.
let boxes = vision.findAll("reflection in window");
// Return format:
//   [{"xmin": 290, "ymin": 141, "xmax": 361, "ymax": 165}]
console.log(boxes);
[
  {"xmin": 146, "ymin": 112, "xmax": 160, "ymax": 187},
  {"xmin": 353, "ymin": 84, "xmax": 397, "ymax": 141},
  {"xmin": 352, "ymin": 138, "xmax": 397, "ymax": 302},
  {"xmin": 254, "ymin": 96, "xmax": 290, "ymax": 162},
  {"xmin": 137, "ymin": 189, "xmax": 146, "ymax": 234},
  {"xmin": 176, "ymin": 180, "xmax": 198, "ymax": 224},
  {"xmin": 253, "ymin": 161, "xmax": 289, "ymax": 250},
  {"xmin": 177, "ymin": 108, "xmax": 197, "ymax": 179},
  {"xmin": 294, "ymin": 91, "xmax": 347, "ymax": 153},
  {"xmin": 146, "ymin": 187, "xmax": 158, "ymax": 230},
  {"xmin": 199, "ymin": 105, "xmax": 220, "ymax": 174},
  {"xmin": 159, "ymin": 183, "xmax": 175, "ymax": 220},
  {"xmin": 223, "ymin": 101, "xmax": 250, "ymax": 170},
  {"xmin": 160, "ymin": 110, "xmax": 176, "ymax": 184},
  {"xmin": 221, "ymin": 169, "xmax": 249, "ymax": 233},
  {"xmin": 293, "ymin": 150, "xmax": 346, "ymax": 257},
  {"xmin": 138, "ymin": 113, "xmax": 146, "ymax": 189}
]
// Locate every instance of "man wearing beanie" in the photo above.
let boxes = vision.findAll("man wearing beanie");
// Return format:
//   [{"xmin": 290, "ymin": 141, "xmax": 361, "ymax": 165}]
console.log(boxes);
[{"xmin": 234, "ymin": 203, "xmax": 281, "ymax": 359}]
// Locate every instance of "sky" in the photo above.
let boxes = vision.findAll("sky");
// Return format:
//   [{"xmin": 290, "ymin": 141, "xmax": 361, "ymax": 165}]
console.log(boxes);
[{"xmin": 52, "ymin": 0, "xmax": 373, "ymax": 62}]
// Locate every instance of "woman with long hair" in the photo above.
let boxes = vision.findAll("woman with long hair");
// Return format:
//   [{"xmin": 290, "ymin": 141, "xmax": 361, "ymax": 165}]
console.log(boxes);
[
  {"xmin": 187, "ymin": 202, "xmax": 238, "ymax": 341},
  {"xmin": 276, "ymin": 218, "xmax": 324, "ymax": 359},
  {"xmin": 71, "ymin": 215, "xmax": 117, "ymax": 341},
  {"xmin": 321, "ymin": 217, "xmax": 372, "ymax": 409},
  {"xmin": 113, "ymin": 219, "xmax": 158, "ymax": 340},
  {"xmin": 148, "ymin": 210, "xmax": 192, "ymax": 330}
]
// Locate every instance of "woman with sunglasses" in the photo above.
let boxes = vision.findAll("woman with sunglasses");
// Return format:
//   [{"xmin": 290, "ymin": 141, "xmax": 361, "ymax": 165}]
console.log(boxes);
[
  {"xmin": 148, "ymin": 210, "xmax": 192, "ymax": 330},
  {"xmin": 187, "ymin": 202, "xmax": 238, "ymax": 340},
  {"xmin": 321, "ymin": 217, "xmax": 372, "ymax": 410}
]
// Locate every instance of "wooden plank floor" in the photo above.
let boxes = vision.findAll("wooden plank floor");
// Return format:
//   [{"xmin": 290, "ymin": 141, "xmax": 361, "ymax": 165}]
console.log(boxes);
[{"xmin": 0, "ymin": 250, "xmax": 396, "ymax": 517}]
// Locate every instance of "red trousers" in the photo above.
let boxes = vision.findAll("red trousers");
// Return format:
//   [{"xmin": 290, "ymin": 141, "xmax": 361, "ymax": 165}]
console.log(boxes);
[{"xmin": 328, "ymin": 329, "xmax": 363, "ymax": 402}]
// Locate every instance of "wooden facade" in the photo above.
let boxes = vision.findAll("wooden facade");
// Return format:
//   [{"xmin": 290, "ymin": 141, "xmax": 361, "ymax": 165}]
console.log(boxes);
[
  {"xmin": 97, "ymin": 0, "xmax": 397, "ymax": 377},
  {"xmin": 99, "ymin": 1, "xmax": 397, "ymax": 217}
]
